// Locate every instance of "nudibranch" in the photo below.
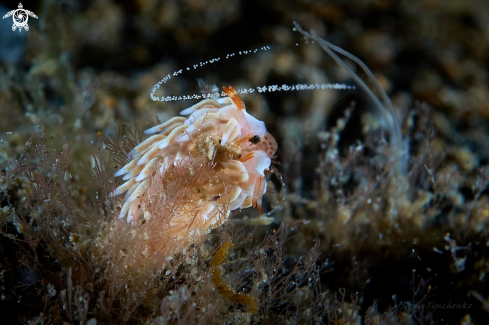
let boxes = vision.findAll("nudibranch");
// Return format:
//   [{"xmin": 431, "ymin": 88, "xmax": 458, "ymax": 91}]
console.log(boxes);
[{"xmin": 112, "ymin": 86, "xmax": 277, "ymax": 239}]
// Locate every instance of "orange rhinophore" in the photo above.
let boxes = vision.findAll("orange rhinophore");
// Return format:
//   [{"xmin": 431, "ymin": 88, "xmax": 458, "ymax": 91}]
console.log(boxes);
[
  {"xmin": 235, "ymin": 134, "xmax": 252, "ymax": 145},
  {"xmin": 222, "ymin": 85, "xmax": 245, "ymax": 111},
  {"xmin": 238, "ymin": 152, "xmax": 254, "ymax": 162}
]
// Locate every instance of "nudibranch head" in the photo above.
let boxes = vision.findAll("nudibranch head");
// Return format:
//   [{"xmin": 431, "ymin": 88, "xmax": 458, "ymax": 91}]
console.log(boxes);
[{"xmin": 113, "ymin": 86, "xmax": 277, "ymax": 239}]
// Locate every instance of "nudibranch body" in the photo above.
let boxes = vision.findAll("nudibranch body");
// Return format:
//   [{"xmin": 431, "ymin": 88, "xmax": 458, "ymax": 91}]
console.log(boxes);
[{"xmin": 113, "ymin": 86, "xmax": 277, "ymax": 239}]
